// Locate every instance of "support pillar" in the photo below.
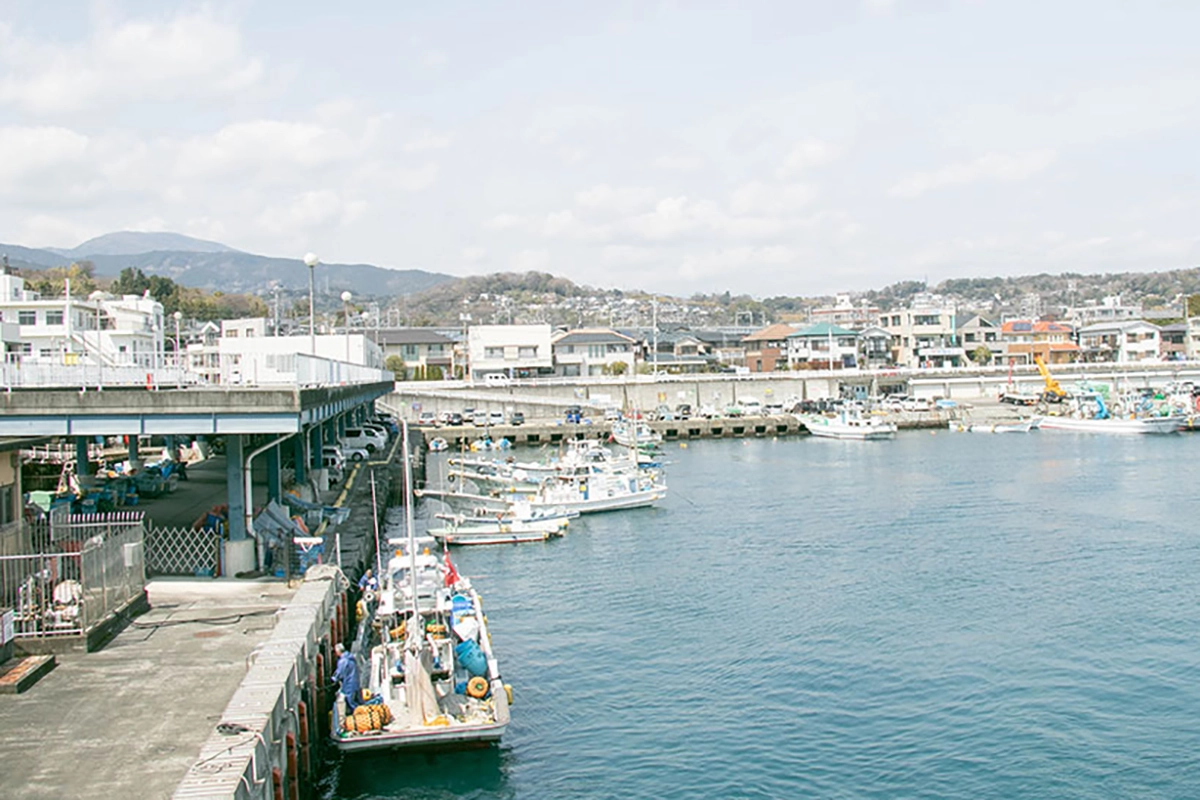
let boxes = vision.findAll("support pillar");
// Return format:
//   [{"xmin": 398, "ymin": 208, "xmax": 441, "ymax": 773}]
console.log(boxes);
[
  {"xmin": 308, "ymin": 425, "xmax": 322, "ymax": 471},
  {"xmin": 292, "ymin": 434, "xmax": 307, "ymax": 484},
  {"xmin": 75, "ymin": 438, "xmax": 90, "ymax": 476},
  {"xmin": 337, "ymin": 414, "xmax": 347, "ymax": 438},
  {"xmin": 265, "ymin": 444, "xmax": 282, "ymax": 502},
  {"xmin": 127, "ymin": 435, "xmax": 142, "ymax": 470},
  {"xmin": 226, "ymin": 434, "xmax": 247, "ymax": 541}
]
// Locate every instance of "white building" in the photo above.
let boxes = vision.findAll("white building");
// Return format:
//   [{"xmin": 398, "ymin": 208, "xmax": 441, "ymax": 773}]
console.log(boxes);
[
  {"xmin": 1077, "ymin": 320, "xmax": 1162, "ymax": 363},
  {"xmin": 786, "ymin": 323, "xmax": 860, "ymax": 368},
  {"xmin": 1068, "ymin": 295, "xmax": 1142, "ymax": 328},
  {"xmin": 879, "ymin": 294, "xmax": 963, "ymax": 368},
  {"xmin": 212, "ymin": 318, "xmax": 384, "ymax": 385},
  {"xmin": 466, "ymin": 324, "xmax": 554, "ymax": 379},
  {"xmin": 0, "ymin": 270, "xmax": 163, "ymax": 367},
  {"xmin": 810, "ymin": 294, "xmax": 880, "ymax": 329},
  {"xmin": 551, "ymin": 328, "xmax": 637, "ymax": 376}
]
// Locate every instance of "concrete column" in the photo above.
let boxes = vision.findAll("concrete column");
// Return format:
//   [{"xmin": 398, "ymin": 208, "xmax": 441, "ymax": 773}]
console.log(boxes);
[
  {"xmin": 225, "ymin": 434, "xmax": 247, "ymax": 541},
  {"xmin": 337, "ymin": 414, "xmax": 347, "ymax": 437},
  {"xmin": 265, "ymin": 444, "xmax": 281, "ymax": 502},
  {"xmin": 292, "ymin": 434, "xmax": 307, "ymax": 484},
  {"xmin": 308, "ymin": 425, "xmax": 322, "ymax": 470},
  {"xmin": 75, "ymin": 438, "xmax": 90, "ymax": 476}
]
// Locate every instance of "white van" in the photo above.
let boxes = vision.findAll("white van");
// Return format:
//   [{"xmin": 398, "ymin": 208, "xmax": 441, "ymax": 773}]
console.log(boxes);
[
  {"xmin": 341, "ymin": 427, "xmax": 386, "ymax": 452},
  {"xmin": 483, "ymin": 373, "xmax": 511, "ymax": 386}
]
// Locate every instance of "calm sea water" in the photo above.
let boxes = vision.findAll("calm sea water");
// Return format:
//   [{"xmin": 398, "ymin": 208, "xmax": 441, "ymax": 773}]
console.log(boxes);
[{"xmin": 323, "ymin": 432, "xmax": 1200, "ymax": 800}]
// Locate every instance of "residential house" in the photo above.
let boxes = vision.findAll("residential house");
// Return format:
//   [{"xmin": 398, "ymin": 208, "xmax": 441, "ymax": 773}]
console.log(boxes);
[
  {"xmin": 999, "ymin": 320, "xmax": 1079, "ymax": 365},
  {"xmin": 551, "ymin": 328, "xmax": 637, "ymax": 376},
  {"xmin": 742, "ymin": 323, "xmax": 796, "ymax": 372},
  {"xmin": 1067, "ymin": 295, "xmax": 1142, "ymax": 328},
  {"xmin": 467, "ymin": 324, "xmax": 554, "ymax": 380},
  {"xmin": 0, "ymin": 269, "xmax": 163, "ymax": 367},
  {"xmin": 693, "ymin": 329, "xmax": 748, "ymax": 368},
  {"xmin": 810, "ymin": 294, "xmax": 880, "ymax": 329},
  {"xmin": 957, "ymin": 315, "xmax": 1003, "ymax": 363},
  {"xmin": 856, "ymin": 326, "xmax": 893, "ymax": 369},
  {"xmin": 376, "ymin": 328, "xmax": 455, "ymax": 379},
  {"xmin": 878, "ymin": 295, "xmax": 963, "ymax": 368},
  {"xmin": 1159, "ymin": 322, "xmax": 1188, "ymax": 361},
  {"xmin": 1077, "ymin": 320, "xmax": 1162, "ymax": 363},
  {"xmin": 786, "ymin": 323, "xmax": 859, "ymax": 369}
]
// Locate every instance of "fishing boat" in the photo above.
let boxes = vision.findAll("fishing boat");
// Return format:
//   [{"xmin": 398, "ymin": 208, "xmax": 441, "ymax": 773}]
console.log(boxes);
[
  {"xmin": 799, "ymin": 410, "xmax": 897, "ymax": 440},
  {"xmin": 527, "ymin": 465, "xmax": 667, "ymax": 513},
  {"xmin": 947, "ymin": 419, "xmax": 1036, "ymax": 433},
  {"xmin": 609, "ymin": 419, "xmax": 663, "ymax": 449},
  {"xmin": 331, "ymin": 423, "xmax": 510, "ymax": 751},
  {"xmin": 1037, "ymin": 391, "xmax": 1185, "ymax": 435},
  {"xmin": 427, "ymin": 436, "xmax": 449, "ymax": 452},
  {"xmin": 426, "ymin": 512, "xmax": 568, "ymax": 546}
]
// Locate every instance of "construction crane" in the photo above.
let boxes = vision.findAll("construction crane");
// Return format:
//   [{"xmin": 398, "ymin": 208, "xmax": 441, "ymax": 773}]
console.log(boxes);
[{"xmin": 1033, "ymin": 354, "xmax": 1068, "ymax": 403}]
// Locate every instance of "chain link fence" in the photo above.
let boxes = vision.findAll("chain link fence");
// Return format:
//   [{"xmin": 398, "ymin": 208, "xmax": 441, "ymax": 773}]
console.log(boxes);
[{"xmin": 144, "ymin": 526, "xmax": 222, "ymax": 577}]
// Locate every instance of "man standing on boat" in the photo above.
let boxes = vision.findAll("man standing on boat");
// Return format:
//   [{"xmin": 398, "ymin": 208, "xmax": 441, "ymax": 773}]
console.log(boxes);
[{"xmin": 332, "ymin": 643, "xmax": 361, "ymax": 711}]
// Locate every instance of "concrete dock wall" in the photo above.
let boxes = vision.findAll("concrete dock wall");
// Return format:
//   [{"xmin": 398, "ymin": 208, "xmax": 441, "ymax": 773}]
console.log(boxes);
[{"xmin": 173, "ymin": 567, "xmax": 351, "ymax": 800}]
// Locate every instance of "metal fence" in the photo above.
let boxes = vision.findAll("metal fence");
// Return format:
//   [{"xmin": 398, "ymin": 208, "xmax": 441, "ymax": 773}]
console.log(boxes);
[
  {"xmin": 0, "ymin": 511, "xmax": 146, "ymax": 640},
  {"xmin": 144, "ymin": 526, "xmax": 222, "ymax": 577}
]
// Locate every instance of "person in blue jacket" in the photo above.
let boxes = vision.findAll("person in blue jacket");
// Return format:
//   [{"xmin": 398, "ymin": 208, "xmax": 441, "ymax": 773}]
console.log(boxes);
[{"xmin": 331, "ymin": 643, "xmax": 360, "ymax": 711}]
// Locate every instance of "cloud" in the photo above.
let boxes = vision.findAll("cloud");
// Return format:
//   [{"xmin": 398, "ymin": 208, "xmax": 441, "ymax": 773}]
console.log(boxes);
[
  {"xmin": 513, "ymin": 249, "xmax": 549, "ymax": 271},
  {"xmin": 890, "ymin": 151, "xmax": 1057, "ymax": 198},
  {"xmin": 486, "ymin": 213, "xmax": 525, "ymax": 230},
  {"xmin": 678, "ymin": 246, "xmax": 797, "ymax": 281},
  {"xmin": 651, "ymin": 152, "xmax": 706, "ymax": 173},
  {"xmin": 402, "ymin": 131, "xmax": 453, "ymax": 153},
  {"xmin": 729, "ymin": 182, "xmax": 817, "ymax": 216},
  {"xmin": 255, "ymin": 190, "xmax": 366, "ymax": 236},
  {"xmin": 0, "ymin": 11, "xmax": 262, "ymax": 114},
  {"xmin": 575, "ymin": 184, "xmax": 656, "ymax": 214},
  {"xmin": 779, "ymin": 138, "xmax": 840, "ymax": 175},
  {"xmin": 862, "ymin": 0, "xmax": 898, "ymax": 16},
  {"xmin": 461, "ymin": 247, "xmax": 487, "ymax": 262}
]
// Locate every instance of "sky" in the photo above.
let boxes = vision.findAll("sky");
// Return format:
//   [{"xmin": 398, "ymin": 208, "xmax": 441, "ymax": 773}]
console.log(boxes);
[{"xmin": 2, "ymin": 1, "xmax": 1199, "ymax": 298}]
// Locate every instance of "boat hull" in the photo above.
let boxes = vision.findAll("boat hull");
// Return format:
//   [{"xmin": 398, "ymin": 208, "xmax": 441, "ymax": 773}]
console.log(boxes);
[
  {"xmin": 1037, "ymin": 415, "xmax": 1185, "ymax": 434},
  {"xmin": 529, "ymin": 487, "xmax": 666, "ymax": 514},
  {"xmin": 333, "ymin": 721, "xmax": 507, "ymax": 752}
]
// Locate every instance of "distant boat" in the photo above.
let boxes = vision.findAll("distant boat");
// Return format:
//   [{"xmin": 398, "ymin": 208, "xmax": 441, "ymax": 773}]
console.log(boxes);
[
  {"xmin": 799, "ymin": 410, "xmax": 897, "ymax": 441},
  {"xmin": 427, "ymin": 436, "xmax": 449, "ymax": 452},
  {"xmin": 1037, "ymin": 415, "xmax": 1184, "ymax": 435},
  {"xmin": 947, "ymin": 419, "xmax": 1036, "ymax": 434},
  {"xmin": 426, "ymin": 513, "xmax": 568, "ymax": 546}
]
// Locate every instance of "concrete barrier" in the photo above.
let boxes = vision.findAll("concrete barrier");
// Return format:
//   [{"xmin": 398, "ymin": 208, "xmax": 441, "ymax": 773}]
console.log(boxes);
[{"xmin": 173, "ymin": 566, "xmax": 349, "ymax": 800}]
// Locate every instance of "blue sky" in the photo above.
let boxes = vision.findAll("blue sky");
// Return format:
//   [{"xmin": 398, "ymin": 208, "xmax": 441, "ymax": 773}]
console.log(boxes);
[{"xmin": 2, "ymin": 1, "xmax": 1198, "ymax": 297}]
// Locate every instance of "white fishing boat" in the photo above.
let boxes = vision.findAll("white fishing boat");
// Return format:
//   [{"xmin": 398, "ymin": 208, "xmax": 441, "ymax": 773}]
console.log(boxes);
[
  {"xmin": 947, "ymin": 419, "xmax": 1036, "ymax": 433},
  {"xmin": 609, "ymin": 419, "xmax": 663, "ymax": 449},
  {"xmin": 1036, "ymin": 414, "xmax": 1184, "ymax": 435},
  {"xmin": 799, "ymin": 410, "xmax": 897, "ymax": 440},
  {"xmin": 1037, "ymin": 392, "xmax": 1185, "ymax": 435},
  {"xmin": 426, "ymin": 513, "xmax": 568, "ymax": 546},
  {"xmin": 331, "ymin": 423, "xmax": 509, "ymax": 751},
  {"xmin": 528, "ymin": 467, "xmax": 667, "ymax": 513}
]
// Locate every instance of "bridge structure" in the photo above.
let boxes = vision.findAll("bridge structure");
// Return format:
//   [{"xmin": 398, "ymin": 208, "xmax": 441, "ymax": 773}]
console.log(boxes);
[{"xmin": 0, "ymin": 380, "xmax": 393, "ymax": 550}]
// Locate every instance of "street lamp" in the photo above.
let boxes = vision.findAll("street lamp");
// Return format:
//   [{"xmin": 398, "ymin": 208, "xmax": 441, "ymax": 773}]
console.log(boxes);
[
  {"xmin": 304, "ymin": 252, "xmax": 319, "ymax": 355},
  {"xmin": 341, "ymin": 291, "xmax": 352, "ymax": 364},
  {"xmin": 173, "ymin": 311, "xmax": 182, "ymax": 364}
]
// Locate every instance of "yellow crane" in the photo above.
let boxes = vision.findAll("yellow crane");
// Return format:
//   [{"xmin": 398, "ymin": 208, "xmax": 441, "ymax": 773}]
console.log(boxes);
[{"xmin": 1033, "ymin": 354, "xmax": 1067, "ymax": 401}]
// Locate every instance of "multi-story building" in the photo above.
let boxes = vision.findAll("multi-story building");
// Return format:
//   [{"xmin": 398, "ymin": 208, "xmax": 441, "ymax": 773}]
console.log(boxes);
[
  {"xmin": 466, "ymin": 324, "xmax": 554, "ymax": 380},
  {"xmin": 1077, "ymin": 320, "xmax": 1162, "ymax": 363},
  {"xmin": 742, "ymin": 323, "xmax": 796, "ymax": 372},
  {"xmin": 878, "ymin": 295, "xmax": 962, "ymax": 368},
  {"xmin": 551, "ymin": 328, "xmax": 637, "ymax": 376},
  {"xmin": 810, "ymin": 294, "xmax": 880, "ymax": 329},
  {"xmin": 856, "ymin": 326, "xmax": 894, "ymax": 369},
  {"xmin": 1159, "ymin": 323, "xmax": 1188, "ymax": 361},
  {"xmin": 998, "ymin": 320, "xmax": 1079, "ymax": 365},
  {"xmin": 1067, "ymin": 295, "xmax": 1142, "ymax": 328},
  {"xmin": 0, "ymin": 269, "xmax": 163, "ymax": 366},
  {"xmin": 786, "ymin": 323, "xmax": 859, "ymax": 369},
  {"xmin": 956, "ymin": 315, "xmax": 1003, "ymax": 363},
  {"xmin": 376, "ymin": 328, "xmax": 455, "ymax": 379}
]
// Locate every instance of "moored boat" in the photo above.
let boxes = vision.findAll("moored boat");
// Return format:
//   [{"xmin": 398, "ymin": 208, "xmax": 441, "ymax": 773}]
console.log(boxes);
[{"xmin": 799, "ymin": 410, "xmax": 897, "ymax": 440}]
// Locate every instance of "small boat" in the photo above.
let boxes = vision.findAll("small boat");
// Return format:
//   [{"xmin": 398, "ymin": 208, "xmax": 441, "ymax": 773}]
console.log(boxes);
[
  {"xmin": 1037, "ymin": 391, "xmax": 1185, "ymax": 435},
  {"xmin": 427, "ymin": 437, "xmax": 449, "ymax": 452},
  {"xmin": 799, "ymin": 410, "xmax": 897, "ymax": 440},
  {"xmin": 609, "ymin": 419, "xmax": 663, "ymax": 449},
  {"xmin": 946, "ymin": 419, "xmax": 1036, "ymax": 433},
  {"xmin": 331, "ymin": 423, "xmax": 509, "ymax": 751},
  {"xmin": 426, "ymin": 513, "xmax": 568, "ymax": 546},
  {"xmin": 528, "ymin": 468, "xmax": 667, "ymax": 514}
]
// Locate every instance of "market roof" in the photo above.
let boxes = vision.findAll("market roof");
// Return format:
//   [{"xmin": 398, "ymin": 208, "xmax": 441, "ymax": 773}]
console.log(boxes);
[{"xmin": 787, "ymin": 322, "xmax": 858, "ymax": 338}]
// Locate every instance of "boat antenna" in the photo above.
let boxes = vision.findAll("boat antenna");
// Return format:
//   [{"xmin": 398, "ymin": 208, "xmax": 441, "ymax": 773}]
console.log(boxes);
[
  {"xmin": 370, "ymin": 469, "xmax": 383, "ymax": 584},
  {"xmin": 402, "ymin": 419, "xmax": 420, "ymax": 627}
]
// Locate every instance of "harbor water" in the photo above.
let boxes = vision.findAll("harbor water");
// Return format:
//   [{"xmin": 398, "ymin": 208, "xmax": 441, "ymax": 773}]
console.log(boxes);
[{"xmin": 323, "ymin": 432, "xmax": 1200, "ymax": 799}]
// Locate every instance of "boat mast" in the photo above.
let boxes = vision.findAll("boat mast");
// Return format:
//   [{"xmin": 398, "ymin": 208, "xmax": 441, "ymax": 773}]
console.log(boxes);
[{"xmin": 402, "ymin": 420, "xmax": 419, "ymax": 624}]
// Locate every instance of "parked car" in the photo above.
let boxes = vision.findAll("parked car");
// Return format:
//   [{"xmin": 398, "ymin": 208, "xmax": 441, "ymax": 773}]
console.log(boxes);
[
  {"xmin": 653, "ymin": 404, "xmax": 674, "ymax": 421},
  {"xmin": 509, "ymin": 410, "xmax": 525, "ymax": 425},
  {"xmin": 447, "ymin": 412, "xmax": 464, "ymax": 426},
  {"xmin": 326, "ymin": 443, "xmax": 368, "ymax": 463},
  {"xmin": 341, "ymin": 427, "xmax": 386, "ymax": 452},
  {"xmin": 489, "ymin": 411, "xmax": 505, "ymax": 426},
  {"xmin": 416, "ymin": 411, "xmax": 438, "ymax": 427},
  {"xmin": 764, "ymin": 403, "xmax": 784, "ymax": 415},
  {"xmin": 698, "ymin": 404, "xmax": 719, "ymax": 419},
  {"xmin": 565, "ymin": 405, "xmax": 583, "ymax": 423},
  {"xmin": 483, "ymin": 373, "xmax": 510, "ymax": 386},
  {"xmin": 321, "ymin": 454, "xmax": 344, "ymax": 485},
  {"xmin": 674, "ymin": 403, "xmax": 692, "ymax": 420},
  {"xmin": 739, "ymin": 398, "xmax": 763, "ymax": 416},
  {"xmin": 472, "ymin": 411, "xmax": 489, "ymax": 427}
]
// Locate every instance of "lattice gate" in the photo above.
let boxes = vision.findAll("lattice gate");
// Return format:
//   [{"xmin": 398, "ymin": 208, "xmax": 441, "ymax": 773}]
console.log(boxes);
[{"xmin": 144, "ymin": 527, "xmax": 222, "ymax": 577}]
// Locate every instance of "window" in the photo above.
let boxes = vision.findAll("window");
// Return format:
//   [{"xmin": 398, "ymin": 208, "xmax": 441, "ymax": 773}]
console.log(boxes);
[
  {"xmin": 46, "ymin": 310, "xmax": 63, "ymax": 325},
  {"xmin": 587, "ymin": 345, "xmax": 605, "ymax": 358},
  {"xmin": 18, "ymin": 310, "xmax": 35, "ymax": 325},
  {"xmin": 226, "ymin": 329, "xmax": 239, "ymax": 338},
  {"xmin": 427, "ymin": 344, "xmax": 444, "ymax": 354},
  {"xmin": 559, "ymin": 344, "xmax": 575, "ymax": 354},
  {"xmin": 484, "ymin": 347, "xmax": 504, "ymax": 359},
  {"xmin": 402, "ymin": 344, "xmax": 418, "ymax": 359},
  {"xmin": 518, "ymin": 346, "xmax": 537, "ymax": 358},
  {"xmin": 245, "ymin": 329, "xmax": 255, "ymax": 337},
  {"xmin": 39, "ymin": 349, "xmax": 52, "ymax": 358}
]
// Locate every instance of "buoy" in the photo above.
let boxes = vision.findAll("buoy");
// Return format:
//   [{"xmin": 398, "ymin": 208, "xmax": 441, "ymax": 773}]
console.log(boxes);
[
  {"xmin": 679, "ymin": 442, "xmax": 688, "ymax": 449},
  {"xmin": 504, "ymin": 684, "xmax": 514, "ymax": 705},
  {"xmin": 466, "ymin": 676, "xmax": 489, "ymax": 698}
]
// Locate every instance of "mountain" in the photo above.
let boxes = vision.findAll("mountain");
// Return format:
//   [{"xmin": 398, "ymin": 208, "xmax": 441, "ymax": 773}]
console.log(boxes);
[
  {"xmin": 48, "ymin": 231, "xmax": 239, "ymax": 258},
  {"xmin": 0, "ymin": 234, "xmax": 456, "ymax": 298}
]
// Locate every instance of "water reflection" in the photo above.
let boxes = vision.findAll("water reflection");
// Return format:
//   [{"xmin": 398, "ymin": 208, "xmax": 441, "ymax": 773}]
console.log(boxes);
[{"xmin": 323, "ymin": 744, "xmax": 511, "ymax": 800}]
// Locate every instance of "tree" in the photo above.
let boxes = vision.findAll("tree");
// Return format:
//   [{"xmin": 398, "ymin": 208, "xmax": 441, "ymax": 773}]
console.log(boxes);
[
  {"xmin": 385, "ymin": 355, "xmax": 406, "ymax": 380},
  {"xmin": 609, "ymin": 361, "xmax": 628, "ymax": 376},
  {"xmin": 971, "ymin": 345, "xmax": 993, "ymax": 365}
]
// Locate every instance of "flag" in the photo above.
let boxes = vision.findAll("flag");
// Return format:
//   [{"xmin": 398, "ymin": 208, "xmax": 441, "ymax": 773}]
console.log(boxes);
[{"xmin": 443, "ymin": 550, "xmax": 459, "ymax": 587}]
